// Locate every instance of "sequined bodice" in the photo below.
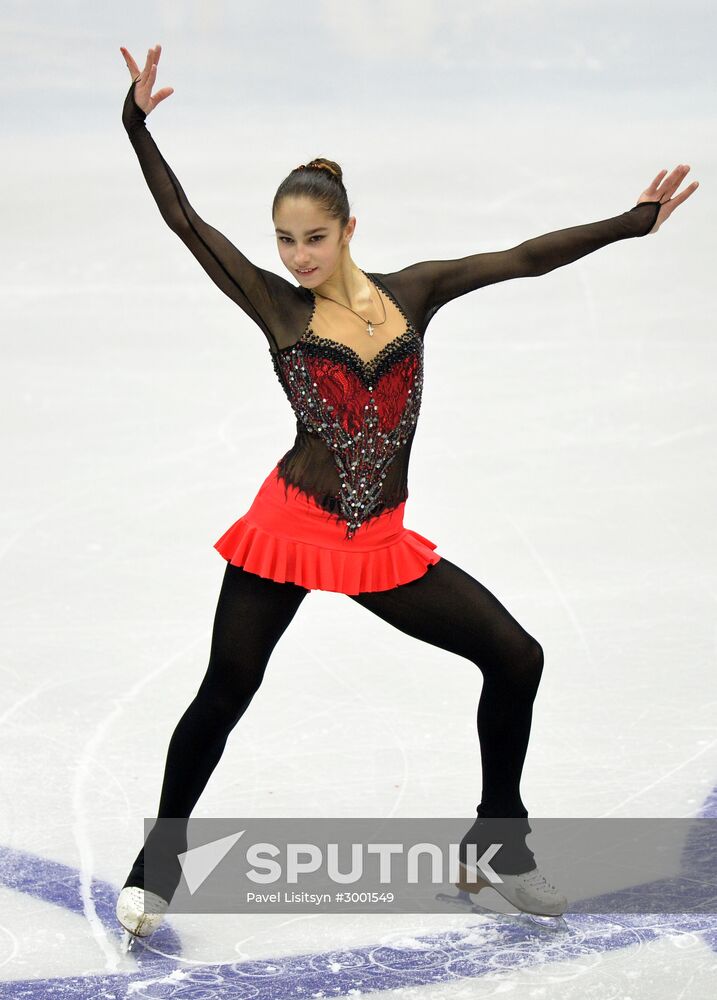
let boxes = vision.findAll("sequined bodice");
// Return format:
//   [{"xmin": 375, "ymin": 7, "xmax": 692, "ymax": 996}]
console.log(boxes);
[{"xmin": 271, "ymin": 326, "xmax": 424, "ymax": 539}]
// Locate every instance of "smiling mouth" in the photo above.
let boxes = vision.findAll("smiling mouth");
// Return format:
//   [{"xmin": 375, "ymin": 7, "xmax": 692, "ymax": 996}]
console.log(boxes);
[{"xmin": 296, "ymin": 267, "xmax": 317, "ymax": 274}]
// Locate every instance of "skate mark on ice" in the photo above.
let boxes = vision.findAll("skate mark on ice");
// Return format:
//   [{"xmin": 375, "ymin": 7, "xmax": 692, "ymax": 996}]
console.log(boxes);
[{"xmin": 0, "ymin": 784, "xmax": 716, "ymax": 996}]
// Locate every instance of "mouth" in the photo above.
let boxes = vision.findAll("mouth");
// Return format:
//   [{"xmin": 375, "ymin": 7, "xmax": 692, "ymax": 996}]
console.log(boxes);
[{"xmin": 296, "ymin": 267, "xmax": 318, "ymax": 276}]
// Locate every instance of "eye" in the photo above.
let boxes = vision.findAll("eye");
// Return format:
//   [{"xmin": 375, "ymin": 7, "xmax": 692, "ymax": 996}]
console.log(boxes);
[{"xmin": 277, "ymin": 235, "xmax": 325, "ymax": 244}]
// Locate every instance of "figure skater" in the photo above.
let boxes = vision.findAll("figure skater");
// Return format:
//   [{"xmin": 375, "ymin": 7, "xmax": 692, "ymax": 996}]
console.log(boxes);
[{"xmin": 115, "ymin": 43, "xmax": 698, "ymax": 945}]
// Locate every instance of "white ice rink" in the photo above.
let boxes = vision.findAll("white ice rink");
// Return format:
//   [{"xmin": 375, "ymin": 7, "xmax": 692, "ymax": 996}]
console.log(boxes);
[{"xmin": 1, "ymin": 1, "xmax": 715, "ymax": 996}]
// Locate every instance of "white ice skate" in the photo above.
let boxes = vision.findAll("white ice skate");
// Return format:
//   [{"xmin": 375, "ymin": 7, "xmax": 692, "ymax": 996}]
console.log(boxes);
[
  {"xmin": 116, "ymin": 885, "xmax": 169, "ymax": 952},
  {"xmin": 455, "ymin": 860, "xmax": 568, "ymax": 917}
]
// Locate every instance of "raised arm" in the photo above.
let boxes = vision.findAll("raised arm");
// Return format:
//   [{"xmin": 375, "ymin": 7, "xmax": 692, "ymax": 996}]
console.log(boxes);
[
  {"xmin": 120, "ymin": 45, "xmax": 304, "ymax": 353},
  {"xmin": 389, "ymin": 201, "xmax": 660, "ymax": 333},
  {"xmin": 384, "ymin": 163, "xmax": 697, "ymax": 334}
]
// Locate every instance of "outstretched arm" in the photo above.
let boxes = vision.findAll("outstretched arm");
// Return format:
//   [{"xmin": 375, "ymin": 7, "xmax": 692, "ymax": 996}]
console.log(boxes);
[
  {"xmin": 404, "ymin": 201, "xmax": 661, "ymax": 325},
  {"xmin": 392, "ymin": 164, "xmax": 697, "ymax": 330},
  {"xmin": 120, "ymin": 44, "xmax": 296, "ymax": 352}
]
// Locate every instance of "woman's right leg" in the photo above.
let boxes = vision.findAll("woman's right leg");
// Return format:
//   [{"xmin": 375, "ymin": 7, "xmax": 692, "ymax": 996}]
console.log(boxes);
[{"xmin": 123, "ymin": 561, "xmax": 310, "ymax": 894}]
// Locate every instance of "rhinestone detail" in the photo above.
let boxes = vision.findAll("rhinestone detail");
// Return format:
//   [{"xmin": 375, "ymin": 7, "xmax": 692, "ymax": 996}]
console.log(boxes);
[{"xmin": 271, "ymin": 327, "xmax": 424, "ymax": 540}]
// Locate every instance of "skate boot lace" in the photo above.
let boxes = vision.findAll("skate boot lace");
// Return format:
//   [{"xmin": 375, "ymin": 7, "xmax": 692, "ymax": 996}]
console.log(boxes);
[{"xmin": 516, "ymin": 867, "xmax": 559, "ymax": 896}]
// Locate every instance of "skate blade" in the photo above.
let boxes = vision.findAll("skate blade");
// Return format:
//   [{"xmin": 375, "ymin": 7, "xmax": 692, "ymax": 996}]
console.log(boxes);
[
  {"xmin": 525, "ymin": 913, "xmax": 570, "ymax": 932},
  {"xmin": 435, "ymin": 890, "xmax": 570, "ymax": 933},
  {"xmin": 120, "ymin": 928, "xmax": 139, "ymax": 954},
  {"xmin": 436, "ymin": 889, "xmax": 517, "ymax": 920},
  {"xmin": 436, "ymin": 889, "xmax": 476, "ymax": 910}
]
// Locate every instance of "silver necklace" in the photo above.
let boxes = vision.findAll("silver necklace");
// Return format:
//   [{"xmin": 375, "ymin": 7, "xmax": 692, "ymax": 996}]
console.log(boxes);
[{"xmin": 312, "ymin": 272, "xmax": 387, "ymax": 337}]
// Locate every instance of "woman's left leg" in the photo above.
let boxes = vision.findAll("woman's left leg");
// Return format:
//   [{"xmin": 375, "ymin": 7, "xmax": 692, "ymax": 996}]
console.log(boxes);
[{"xmin": 348, "ymin": 555, "xmax": 544, "ymax": 821}]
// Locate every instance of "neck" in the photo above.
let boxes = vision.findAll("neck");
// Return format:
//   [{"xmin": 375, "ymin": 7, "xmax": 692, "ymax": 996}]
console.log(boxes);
[{"xmin": 313, "ymin": 251, "xmax": 370, "ymax": 309}]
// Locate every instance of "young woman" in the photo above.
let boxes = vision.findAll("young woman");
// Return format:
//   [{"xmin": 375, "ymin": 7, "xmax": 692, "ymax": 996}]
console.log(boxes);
[{"xmin": 115, "ymin": 43, "xmax": 697, "ymax": 943}]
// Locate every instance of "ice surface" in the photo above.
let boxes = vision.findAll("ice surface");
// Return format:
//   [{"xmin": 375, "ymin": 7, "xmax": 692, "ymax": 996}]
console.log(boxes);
[{"xmin": 1, "ymin": 1, "xmax": 714, "ymax": 996}]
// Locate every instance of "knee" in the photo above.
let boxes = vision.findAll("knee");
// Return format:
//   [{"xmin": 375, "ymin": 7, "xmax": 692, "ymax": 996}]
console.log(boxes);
[
  {"xmin": 195, "ymin": 659, "xmax": 268, "ymax": 726},
  {"xmin": 482, "ymin": 635, "xmax": 544, "ymax": 694},
  {"xmin": 519, "ymin": 636, "xmax": 544, "ymax": 693},
  {"xmin": 527, "ymin": 636, "xmax": 544, "ymax": 672}
]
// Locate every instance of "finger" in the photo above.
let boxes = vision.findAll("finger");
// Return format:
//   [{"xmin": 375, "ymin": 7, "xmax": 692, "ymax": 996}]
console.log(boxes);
[
  {"xmin": 655, "ymin": 164, "xmax": 686, "ymax": 200},
  {"xmin": 137, "ymin": 47, "xmax": 155, "ymax": 92},
  {"xmin": 148, "ymin": 45, "xmax": 161, "ymax": 84},
  {"xmin": 675, "ymin": 165, "xmax": 692, "ymax": 194},
  {"xmin": 666, "ymin": 164, "xmax": 691, "ymax": 198},
  {"xmin": 120, "ymin": 46, "xmax": 140, "ymax": 78},
  {"xmin": 669, "ymin": 180, "xmax": 699, "ymax": 208},
  {"xmin": 647, "ymin": 169, "xmax": 667, "ymax": 193},
  {"xmin": 154, "ymin": 87, "xmax": 174, "ymax": 105}
]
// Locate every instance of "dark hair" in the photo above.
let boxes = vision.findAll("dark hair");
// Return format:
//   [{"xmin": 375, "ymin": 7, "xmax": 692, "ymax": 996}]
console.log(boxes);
[{"xmin": 272, "ymin": 158, "xmax": 350, "ymax": 231}]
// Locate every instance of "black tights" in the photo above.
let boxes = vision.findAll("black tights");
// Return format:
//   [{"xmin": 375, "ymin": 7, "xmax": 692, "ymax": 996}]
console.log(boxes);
[{"xmin": 124, "ymin": 556, "xmax": 544, "ymax": 894}]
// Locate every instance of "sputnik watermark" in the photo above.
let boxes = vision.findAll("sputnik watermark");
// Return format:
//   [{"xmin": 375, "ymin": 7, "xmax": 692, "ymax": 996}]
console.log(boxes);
[
  {"xmin": 143, "ymin": 816, "xmax": 717, "ymax": 914},
  {"xmin": 177, "ymin": 830, "xmax": 503, "ymax": 895},
  {"xmin": 239, "ymin": 839, "xmax": 503, "ymax": 886}
]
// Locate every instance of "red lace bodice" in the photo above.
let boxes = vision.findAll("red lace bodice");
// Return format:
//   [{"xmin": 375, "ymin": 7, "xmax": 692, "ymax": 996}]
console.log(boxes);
[{"xmin": 271, "ymin": 314, "xmax": 423, "ymax": 538}]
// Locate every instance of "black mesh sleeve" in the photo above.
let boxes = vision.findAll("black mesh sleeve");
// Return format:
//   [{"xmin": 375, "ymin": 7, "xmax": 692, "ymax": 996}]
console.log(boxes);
[
  {"xmin": 121, "ymin": 78, "xmax": 308, "ymax": 352},
  {"xmin": 382, "ymin": 200, "xmax": 662, "ymax": 335}
]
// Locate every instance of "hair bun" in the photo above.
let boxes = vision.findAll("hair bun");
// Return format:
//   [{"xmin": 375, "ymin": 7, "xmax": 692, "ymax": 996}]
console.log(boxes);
[{"xmin": 305, "ymin": 158, "xmax": 343, "ymax": 184}]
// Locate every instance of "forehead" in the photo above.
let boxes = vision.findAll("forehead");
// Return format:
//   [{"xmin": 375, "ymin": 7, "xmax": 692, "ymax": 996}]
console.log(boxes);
[{"xmin": 274, "ymin": 197, "xmax": 332, "ymax": 233}]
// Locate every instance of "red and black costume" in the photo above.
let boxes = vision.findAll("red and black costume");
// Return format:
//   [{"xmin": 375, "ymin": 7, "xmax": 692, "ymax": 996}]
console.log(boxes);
[
  {"xmin": 122, "ymin": 78, "xmax": 660, "ymax": 595},
  {"xmin": 120, "ymin": 78, "xmax": 661, "ymax": 898}
]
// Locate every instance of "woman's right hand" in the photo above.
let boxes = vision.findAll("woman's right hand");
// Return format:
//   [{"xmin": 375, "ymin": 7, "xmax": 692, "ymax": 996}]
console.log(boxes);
[{"xmin": 120, "ymin": 43, "xmax": 174, "ymax": 115}]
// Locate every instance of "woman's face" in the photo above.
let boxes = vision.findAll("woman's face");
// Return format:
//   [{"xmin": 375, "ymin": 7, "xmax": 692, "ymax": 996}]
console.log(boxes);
[{"xmin": 274, "ymin": 197, "xmax": 354, "ymax": 286}]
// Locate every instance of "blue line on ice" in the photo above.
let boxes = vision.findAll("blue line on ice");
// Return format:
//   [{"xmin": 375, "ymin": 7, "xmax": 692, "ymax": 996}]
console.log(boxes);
[{"xmin": 1, "ymin": 788, "xmax": 716, "ymax": 997}]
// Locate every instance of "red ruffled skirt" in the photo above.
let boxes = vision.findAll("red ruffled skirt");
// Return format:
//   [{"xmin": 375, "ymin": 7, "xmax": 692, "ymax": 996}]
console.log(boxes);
[{"xmin": 213, "ymin": 464, "xmax": 442, "ymax": 595}]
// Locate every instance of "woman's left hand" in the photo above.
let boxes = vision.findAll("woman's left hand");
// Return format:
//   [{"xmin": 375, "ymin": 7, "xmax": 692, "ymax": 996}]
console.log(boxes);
[{"xmin": 637, "ymin": 164, "xmax": 699, "ymax": 234}]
